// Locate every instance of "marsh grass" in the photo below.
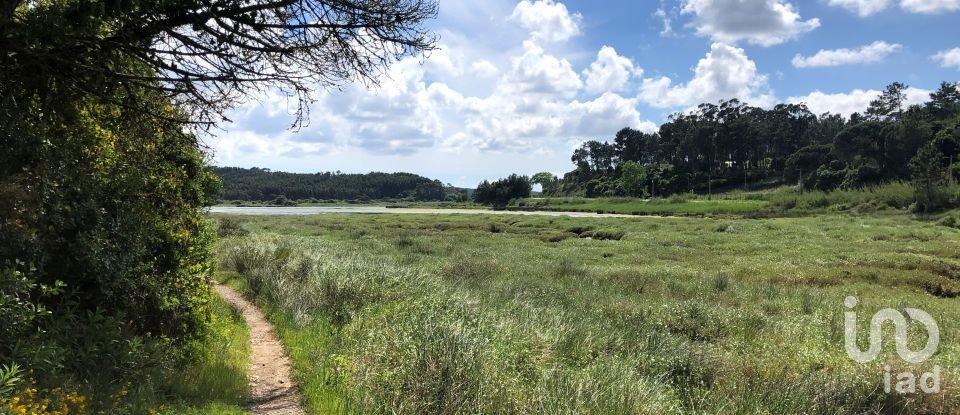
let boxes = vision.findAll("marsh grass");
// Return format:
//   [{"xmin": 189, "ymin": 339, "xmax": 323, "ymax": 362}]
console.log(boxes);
[
  {"xmin": 513, "ymin": 197, "xmax": 768, "ymax": 215},
  {"xmin": 122, "ymin": 292, "xmax": 251, "ymax": 415},
  {"xmin": 712, "ymin": 271, "xmax": 731, "ymax": 293},
  {"xmin": 212, "ymin": 212, "xmax": 960, "ymax": 414}
]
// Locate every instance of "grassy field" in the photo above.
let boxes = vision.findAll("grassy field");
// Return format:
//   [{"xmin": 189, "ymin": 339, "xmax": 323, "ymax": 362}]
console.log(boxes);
[
  {"xmin": 214, "ymin": 212, "xmax": 960, "ymax": 414},
  {"xmin": 511, "ymin": 196, "xmax": 770, "ymax": 215},
  {"xmin": 141, "ymin": 295, "xmax": 251, "ymax": 415}
]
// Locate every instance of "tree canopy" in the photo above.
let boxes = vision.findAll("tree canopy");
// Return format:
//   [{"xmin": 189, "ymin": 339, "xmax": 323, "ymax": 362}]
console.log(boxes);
[
  {"xmin": 558, "ymin": 82, "xmax": 960, "ymax": 208},
  {"xmin": 473, "ymin": 174, "xmax": 532, "ymax": 207},
  {"xmin": 216, "ymin": 167, "xmax": 452, "ymax": 202},
  {"xmin": 1, "ymin": 0, "xmax": 438, "ymax": 126}
]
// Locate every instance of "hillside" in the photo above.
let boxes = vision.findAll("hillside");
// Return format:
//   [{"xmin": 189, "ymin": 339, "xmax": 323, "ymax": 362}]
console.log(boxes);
[{"xmin": 214, "ymin": 167, "xmax": 460, "ymax": 202}]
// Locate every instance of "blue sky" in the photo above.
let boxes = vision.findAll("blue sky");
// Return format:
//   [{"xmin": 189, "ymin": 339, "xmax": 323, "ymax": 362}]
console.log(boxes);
[{"xmin": 210, "ymin": 0, "xmax": 960, "ymax": 187}]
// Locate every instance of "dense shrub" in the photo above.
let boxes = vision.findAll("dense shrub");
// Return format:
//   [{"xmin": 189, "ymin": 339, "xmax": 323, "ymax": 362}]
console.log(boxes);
[
  {"xmin": 474, "ymin": 174, "xmax": 532, "ymax": 207},
  {"xmin": 217, "ymin": 217, "xmax": 250, "ymax": 238},
  {"xmin": 1, "ymin": 82, "xmax": 217, "ymax": 387},
  {"xmin": 766, "ymin": 182, "xmax": 928, "ymax": 212},
  {"xmin": 591, "ymin": 230, "xmax": 626, "ymax": 241}
]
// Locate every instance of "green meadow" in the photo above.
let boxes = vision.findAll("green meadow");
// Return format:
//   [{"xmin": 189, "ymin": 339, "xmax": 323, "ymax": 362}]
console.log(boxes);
[{"xmin": 214, "ymin": 212, "xmax": 960, "ymax": 414}]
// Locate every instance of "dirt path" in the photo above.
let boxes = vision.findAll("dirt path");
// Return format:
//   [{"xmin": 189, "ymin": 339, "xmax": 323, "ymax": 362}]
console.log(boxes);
[{"xmin": 214, "ymin": 284, "xmax": 306, "ymax": 415}]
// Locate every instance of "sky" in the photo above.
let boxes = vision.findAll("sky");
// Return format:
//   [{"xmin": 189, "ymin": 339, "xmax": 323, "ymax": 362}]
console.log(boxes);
[{"xmin": 209, "ymin": 0, "xmax": 960, "ymax": 188}]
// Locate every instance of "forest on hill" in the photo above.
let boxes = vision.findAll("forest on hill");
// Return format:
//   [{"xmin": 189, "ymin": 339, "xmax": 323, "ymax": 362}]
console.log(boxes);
[{"xmin": 214, "ymin": 167, "xmax": 462, "ymax": 202}]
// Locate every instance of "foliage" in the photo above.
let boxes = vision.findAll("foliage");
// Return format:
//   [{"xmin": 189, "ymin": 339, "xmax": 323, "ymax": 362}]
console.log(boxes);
[
  {"xmin": 511, "ymin": 196, "xmax": 768, "ymax": 215},
  {"xmin": 216, "ymin": 218, "xmax": 250, "ymax": 238},
  {"xmin": 2, "ymin": 1, "xmax": 439, "ymax": 411},
  {"xmin": 214, "ymin": 166, "xmax": 453, "ymax": 202},
  {"xmin": 911, "ymin": 143, "xmax": 952, "ymax": 212},
  {"xmin": 473, "ymin": 174, "xmax": 532, "ymax": 206},
  {"xmin": 214, "ymin": 213, "xmax": 960, "ymax": 413},
  {"xmin": 559, "ymin": 83, "xmax": 960, "ymax": 211},
  {"xmin": 0, "ymin": 0, "xmax": 438, "ymax": 127},
  {"xmin": 2, "ymin": 382, "xmax": 87, "ymax": 415},
  {"xmin": 0, "ymin": 363, "xmax": 22, "ymax": 399},
  {"xmin": 1, "ymin": 88, "xmax": 218, "ymax": 388},
  {"xmin": 531, "ymin": 172, "xmax": 561, "ymax": 196},
  {"xmin": 765, "ymin": 182, "xmax": 921, "ymax": 212}
]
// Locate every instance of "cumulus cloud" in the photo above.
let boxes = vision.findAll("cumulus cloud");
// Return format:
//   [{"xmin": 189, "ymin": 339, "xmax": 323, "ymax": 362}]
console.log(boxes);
[
  {"xmin": 509, "ymin": 0, "xmax": 582, "ymax": 43},
  {"xmin": 582, "ymin": 46, "xmax": 641, "ymax": 94},
  {"xmin": 792, "ymin": 41, "xmax": 901, "ymax": 68},
  {"xmin": 828, "ymin": 0, "xmax": 960, "ymax": 15},
  {"xmin": 900, "ymin": 0, "xmax": 960, "ymax": 13},
  {"xmin": 932, "ymin": 48, "xmax": 960, "ymax": 69},
  {"xmin": 470, "ymin": 60, "xmax": 500, "ymax": 78},
  {"xmin": 680, "ymin": 0, "xmax": 820, "ymax": 46},
  {"xmin": 639, "ymin": 43, "xmax": 775, "ymax": 109},
  {"xmin": 500, "ymin": 40, "xmax": 583, "ymax": 98},
  {"xmin": 568, "ymin": 93, "xmax": 658, "ymax": 135},
  {"xmin": 787, "ymin": 87, "xmax": 931, "ymax": 117},
  {"xmin": 826, "ymin": 0, "xmax": 891, "ymax": 16},
  {"xmin": 216, "ymin": 2, "xmax": 660, "ymax": 162}
]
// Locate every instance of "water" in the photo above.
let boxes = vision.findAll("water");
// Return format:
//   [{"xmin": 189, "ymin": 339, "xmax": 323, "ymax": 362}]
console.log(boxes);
[{"xmin": 208, "ymin": 206, "xmax": 643, "ymax": 218}]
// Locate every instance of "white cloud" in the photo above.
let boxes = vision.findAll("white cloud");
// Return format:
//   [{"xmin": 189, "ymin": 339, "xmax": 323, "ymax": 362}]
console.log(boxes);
[
  {"xmin": 787, "ymin": 87, "xmax": 931, "ymax": 116},
  {"xmin": 828, "ymin": 0, "xmax": 960, "ymax": 15},
  {"xmin": 932, "ymin": 48, "xmax": 960, "ymax": 69},
  {"xmin": 792, "ymin": 41, "xmax": 901, "ymax": 68},
  {"xmin": 826, "ymin": 0, "xmax": 891, "ymax": 16},
  {"xmin": 654, "ymin": 8, "xmax": 674, "ymax": 37},
  {"xmin": 900, "ymin": 0, "xmax": 960, "ymax": 13},
  {"xmin": 500, "ymin": 40, "xmax": 583, "ymax": 98},
  {"xmin": 582, "ymin": 46, "xmax": 641, "ymax": 94},
  {"xmin": 217, "ymin": 33, "xmax": 658, "ymax": 161},
  {"xmin": 470, "ymin": 60, "xmax": 500, "ymax": 78},
  {"xmin": 568, "ymin": 93, "xmax": 658, "ymax": 135},
  {"xmin": 639, "ymin": 43, "xmax": 775, "ymax": 109},
  {"xmin": 509, "ymin": 0, "xmax": 582, "ymax": 43},
  {"xmin": 680, "ymin": 0, "xmax": 820, "ymax": 46}
]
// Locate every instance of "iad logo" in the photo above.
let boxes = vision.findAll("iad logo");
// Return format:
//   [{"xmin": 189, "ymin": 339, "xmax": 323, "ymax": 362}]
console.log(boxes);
[{"xmin": 844, "ymin": 296, "xmax": 941, "ymax": 394}]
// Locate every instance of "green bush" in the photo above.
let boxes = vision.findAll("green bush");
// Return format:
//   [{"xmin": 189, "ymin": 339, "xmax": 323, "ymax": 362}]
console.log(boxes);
[
  {"xmin": 937, "ymin": 213, "xmax": 959, "ymax": 229},
  {"xmin": 565, "ymin": 226, "xmax": 594, "ymax": 235},
  {"xmin": 1, "ymin": 91, "xmax": 217, "ymax": 386},
  {"xmin": 217, "ymin": 217, "xmax": 250, "ymax": 238},
  {"xmin": 540, "ymin": 233, "xmax": 571, "ymax": 243},
  {"xmin": 766, "ymin": 182, "xmax": 922, "ymax": 212},
  {"xmin": 591, "ymin": 230, "xmax": 626, "ymax": 241}
]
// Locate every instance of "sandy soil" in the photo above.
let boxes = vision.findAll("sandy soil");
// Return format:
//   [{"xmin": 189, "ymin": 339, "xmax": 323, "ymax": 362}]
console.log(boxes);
[{"xmin": 214, "ymin": 284, "xmax": 305, "ymax": 415}]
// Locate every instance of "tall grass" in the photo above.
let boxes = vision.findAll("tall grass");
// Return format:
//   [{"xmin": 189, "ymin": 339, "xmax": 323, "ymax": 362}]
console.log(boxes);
[
  {"xmin": 213, "ymin": 213, "xmax": 960, "ymax": 414},
  {"xmin": 766, "ymin": 182, "xmax": 924, "ymax": 212},
  {"xmin": 110, "ymin": 293, "xmax": 251, "ymax": 415}
]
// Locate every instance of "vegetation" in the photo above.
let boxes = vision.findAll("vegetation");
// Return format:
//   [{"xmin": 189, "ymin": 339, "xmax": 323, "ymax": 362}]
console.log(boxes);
[
  {"xmin": 508, "ymin": 196, "xmax": 769, "ymax": 216},
  {"xmin": 1, "ymin": 0, "xmax": 438, "ymax": 412},
  {"xmin": 554, "ymin": 82, "xmax": 960, "ymax": 209},
  {"xmin": 501, "ymin": 180, "xmax": 960, "ymax": 217},
  {"xmin": 473, "ymin": 174, "xmax": 533, "ymax": 207},
  {"xmin": 1, "ymin": 294, "xmax": 250, "ymax": 414},
  {"xmin": 215, "ymin": 167, "xmax": 467, "ymax": 203},
  {"xmin": 216, "ymin": 212, "xmax": 959, "ymax": 414}
]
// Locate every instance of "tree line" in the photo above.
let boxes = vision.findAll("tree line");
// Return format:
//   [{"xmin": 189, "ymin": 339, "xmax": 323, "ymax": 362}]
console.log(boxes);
[
  {"xmin": 215, "ymin": 167, "xmax": 462, "ymax": 202},
  {"xmin": 554, "ymin": 82, "xmax": 959, "ymax": 209},
  {"xmin": 475, "ymin": 82, "xmax": 959, "ymax": 211}
]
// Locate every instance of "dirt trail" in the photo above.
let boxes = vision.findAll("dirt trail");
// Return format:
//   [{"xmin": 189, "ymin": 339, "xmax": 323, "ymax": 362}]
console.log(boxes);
[{"xmin": 214, "ymin": 284, "xmax": 306, "ymax": 415}]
